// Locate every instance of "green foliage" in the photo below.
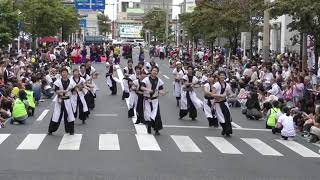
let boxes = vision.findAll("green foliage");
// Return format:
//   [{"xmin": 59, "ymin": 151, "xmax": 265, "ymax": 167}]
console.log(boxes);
[
  {"xmin": 271, "ymin": 0, "xmax": 320, "ymax": 70},
  {"xmin": 97, "ymin": 13, "xmax": 111, "ymax": 36},
  {"xmin": 179, "ymin": 0, "xmax": 264, "ymax": 53},
  {"xmin": 0, "ymin": 0, "xmax": 19, "ymax": 48},
  {"xmin": 21, "ymin": 0, "xmax": 79, "ymax": 40},
  {"xmin": 142, "ymin": 8, "xmax": 167, "ymax": 42}
]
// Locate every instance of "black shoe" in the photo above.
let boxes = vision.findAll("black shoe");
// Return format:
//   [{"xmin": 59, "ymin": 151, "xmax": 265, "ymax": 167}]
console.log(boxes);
[
  {"xmin": 135, "ymin": 121, "xmax": 140, "ymax": 124},
  {"xmin": 82, "ymin": 120, "xmax": 86, "ymax": 124},
  {"xmin": 191, "ymin": 118, "xmax": 196, "ymax": 121},
  {"xmin": 147, "ymin": 126, "xmax": 152, "ymax": 134},
  {"xmin": 226, "ymin": 134, "xmax": 231, "ymax": 137},
  {"xmin": 221, "ymin": 131, "xmax": 226, "ymax": 136},
  {"xmin": 69, "ymin": 132, "xmax": 74, "ymax": 135},
  {"xmin": 47, "ymin": 132, "xmax": 52, "ymax": 135},
  {"xmin": 155, "ymin": 131, "xmax": 160, "ymax": 136}
]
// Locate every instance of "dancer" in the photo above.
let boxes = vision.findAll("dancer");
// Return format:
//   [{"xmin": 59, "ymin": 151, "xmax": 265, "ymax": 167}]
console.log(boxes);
[
  {"xmin": 70, "ymin": 69, "xmax": 89, "ymax": 124},
  {"xmin": 172, "ymin": 61, "xmax": 185, "ymax": 107},
  {"xmin": 203, "ymin": 74, "xmax": 219, "ymax": 127},
  {"xmin": 106, "ymin": 61, "xmax": 117, "ymax": 95},
  {"xmin": 212, "ymin": 71, "xmax": 234, "ymax": 137},
  {"xmin": 141, "ymin": 66, "xmax": 166, "ymax": 135},
  {"xmin": 179, "ymin": 66, "xmax": 203, "ymax": 120},
  {"xmin": 48, "ymin": 68, "xmax": 76, "ymax": 135}
]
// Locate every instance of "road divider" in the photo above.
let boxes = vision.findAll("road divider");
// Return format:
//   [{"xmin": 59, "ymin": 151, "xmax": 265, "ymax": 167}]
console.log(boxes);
[
  {"xmin": 163, "ymin": 75, "xmax": 170, "ymax": 79},
  {"xmin": 36, "ymin": 109, "xmax": 50, "ymax": 121}
]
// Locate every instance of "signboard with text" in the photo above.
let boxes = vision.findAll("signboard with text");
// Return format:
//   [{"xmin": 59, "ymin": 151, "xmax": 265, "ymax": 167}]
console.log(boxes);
[
  {"xmin": 75, "ymin": 0, "xmax": 105, "ymax": 10},
  {"xmin": 119, "ymin": 24, "xmax": 143, "ymax": 38}
]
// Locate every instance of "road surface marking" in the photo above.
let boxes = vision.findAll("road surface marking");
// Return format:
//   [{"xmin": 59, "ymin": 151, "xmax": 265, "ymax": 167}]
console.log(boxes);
[
  {"xmin": 0, "ymin": 134, "xmax": 10, "ymax": 144},
  {"xmin": 163, "ymin": 75, "xmax": 170, "ymax": 79},
  {"xmin": 206, "ymin": 136, "xmax": 242, "ymax": 154},
  {"xmin": 241, "ymin": 138, "xmax": 283, "ymax": 156},
  {"xmin": 163, "ymin": 125, "xmax": 270, "ymax": 132},
  {"xmin": 135, "ymin": 134, "xmax": 161, "ymax": 151},
  {"xmin": 276, "ymin": 139, "xmax": 320, "ymax": 158},
  {"xmin": 171, "ymin": 135, "xmax": 202, "ymax": 152},
  {"xmin": 231, "ymin": 122, "xmax": 242, "ymax": 128},
  {"xmin": 99, "ymin": 134, "xmax": 120, "ymax": 150},
  {"xmin": 94, "ymin": 114, "xmax": 118, "ymax": 117},
  {"xmin": 58, "ymin": 134, "xmax": 82, "ymax": 150},
  {"xmin": 36, "ymin": 109, "xmax": 50, "ymax": 121},
  {"xmin": 17, "ymin": 134, "xmax": 47, "ymax": 150},
  {"xmin": 116, "ymin": 65, "xmax": 147, "ymax": 134}
]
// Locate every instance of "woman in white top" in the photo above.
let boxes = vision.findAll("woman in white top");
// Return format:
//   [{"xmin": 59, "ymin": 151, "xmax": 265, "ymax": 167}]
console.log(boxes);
[{"xmin": 272, "ymin": 106, "xmax": 296, "ymax": 140}]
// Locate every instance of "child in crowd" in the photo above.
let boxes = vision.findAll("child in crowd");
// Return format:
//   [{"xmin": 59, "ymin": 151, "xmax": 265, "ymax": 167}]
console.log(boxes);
[
  {"xmin": 11, "ymin": 90, "xmax": 29, "ymax": 125},
  {"xmin": 272, "ymin": 106, "xmax": 296, "ymax": 140}
]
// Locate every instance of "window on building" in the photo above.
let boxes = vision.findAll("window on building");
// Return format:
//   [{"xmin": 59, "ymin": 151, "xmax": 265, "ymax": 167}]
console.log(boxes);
[{"xmin": 122, "ymin": 2, "xmax": 129, "ymax": 12}]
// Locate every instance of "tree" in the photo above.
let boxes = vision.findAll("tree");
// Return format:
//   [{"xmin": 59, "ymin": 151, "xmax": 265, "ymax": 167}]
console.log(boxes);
[
  {"xmin": 0, "ymin": 0, "xmax": 19, "ymax": 48},
  {"xmin": 142, "ymin": 8, "xmax": 167, "ymax": 42},
  {"xmin": 21, "ymin": 0, "xmax": 79, "ymax": 45},
  {"xmin": 97, "ymin": 13, "xmax": 111, "ymax": 36},
  {"xmin": 271, "ymin": 0, "xmax": 320, "ymax": 71},
  {"xmin": 60, "ymin": 6, "xmax": 80, "ymax": 41}
]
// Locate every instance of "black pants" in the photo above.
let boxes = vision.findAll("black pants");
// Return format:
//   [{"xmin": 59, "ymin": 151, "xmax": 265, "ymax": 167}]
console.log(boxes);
[
  {"xmin": 74, "ymin": 96, "xmax": 87, "ymax": 121},
  {"xmin": 136, "ymin": 95, "xmax": 145, "ymax": 123},
  {"xmin": 145, "ymin": 102, "xmax": 163, "ymax": 131},
  {"xmin": 48, "ymin": 102, "xmax": 74, "ymax": 134},
  {"xmin": 110, "ymin": 77, "xmax": 117, "ymax": 95},
  {"xmin": 179, "ymin": 92, "xmax": 197, "ymax": 119}
]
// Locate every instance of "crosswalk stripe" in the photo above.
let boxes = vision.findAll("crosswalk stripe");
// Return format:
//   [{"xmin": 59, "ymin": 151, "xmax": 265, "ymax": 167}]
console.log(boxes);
[
  {"xmin": 135, "ymin": 134, "xmax": 161, "ymax": 151},
  {"xmin": 58, "ymin": 134, "xmax": 82, "ymax": 150},
  {"xmin": 276, "ymin": 140, "xmax": 320, "ymax": 158},
  {"xmin": 241, "ymin": 138, "xmax": 283, "ymax": 156},
  {"xmin": 17, "ymin": 134, "xmax": 46, "ymax": 150},
  {"xmin": 0, "ymin": 134, "xmax": 10, "ymax": 145},
  {"xmin": 206, "ymin": 136, "xmax": 242, "ymax": 154},
  {"xmin": 99, "ymin": 134, "xmax": 120, "ymax": 150},
  {"xmin": 171, "ymin": 135, "xmax": 201, "ymax": 152},
  {"xmin": 36, "ymin": 109, "xmax": 49, "ymax": 121}
]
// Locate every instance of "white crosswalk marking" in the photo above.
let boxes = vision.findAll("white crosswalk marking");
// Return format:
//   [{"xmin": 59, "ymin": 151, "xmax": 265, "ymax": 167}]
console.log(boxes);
[
  {"xmin": 36, "ymin": 109, "xmax": 49, "ymax": 121},
  {"xmin": 135, "ymin": 134, "xmax": 161, "ymax": 151},
  {"xmin": 171, "ymin": 135, "xmax": 201, "ymax": 152},
  {"xmin": 276, "ymin": 140, "xmax": 320, "ymax": 158},
  {"xmin": 241, "ymin": 138, "xmax": 283, "ymax": 156},
  {"xmin": 17, "ymin": 134, "xmax": 47, "ymax": 150},
  {"xmin": 99, "ymin": 134, "xmax": 120, "ymax": 150},
  {"xmin": 58, "ymin": 134, "xmax": 82, "ymax": 150},
  {"xmin": 0, "ymin": 134, "xmax": 10, "ymax": 145},
  {"xmin": 206, "ymin": 136, "xmax": 242, "ymax": 154}
]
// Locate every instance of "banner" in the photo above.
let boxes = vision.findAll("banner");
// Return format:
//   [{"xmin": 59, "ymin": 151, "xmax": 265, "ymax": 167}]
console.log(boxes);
[{"xmin": 119, "ymin": 24, "xmax": 143, "ymax": 38}]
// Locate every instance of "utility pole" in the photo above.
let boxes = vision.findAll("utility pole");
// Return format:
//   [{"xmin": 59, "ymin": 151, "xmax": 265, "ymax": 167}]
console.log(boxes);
[
  {"xmin": 163, "ymin": 0, "xmax": 169, "ymax": 44},
  {"xmin": 263, "ymin": 0, "xmax": 270, "ymax": 62}
]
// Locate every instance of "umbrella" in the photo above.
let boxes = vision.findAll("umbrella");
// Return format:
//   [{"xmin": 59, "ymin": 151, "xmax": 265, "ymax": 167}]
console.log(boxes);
[{"xmin": 38, "ymin": 36, "xmax": 61, "ymax": 43}]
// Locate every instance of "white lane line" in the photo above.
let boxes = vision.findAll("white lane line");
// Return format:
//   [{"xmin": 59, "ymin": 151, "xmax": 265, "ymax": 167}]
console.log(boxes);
[
  {"xmin": 99, "ymin": 134, "xmax": 120, "ymax": 150},
  {"xmin": 241, "ymin": 138, "xmax": 283, "ymax": 156},
  {"xmin": 94, "ymin": 114, "xmax": 118, "ymax": 117},
  {"xmin": 0, "ymin": 134, "xmax": 10, "ymax": 144},
  {"xmin": 276, "ymin": 139, "xmax": 320, "ymax": 158},
  {"xmin": 171, "ymin": 135, "xmax": 202, "ymax": 152},
  {"xmin": 206, "ymin": 136, "xmax": 242, "ymax": 154},
  {"xmin": 36, "ymin": 109, "xmax": 50, "ymax": 121},
  {"xmin": 135, "ymin": 134, "xmax": 161, "ymax": 151},
  {"xmin": 116, "ymin": 65, "xmax": 146, "ymax": 134},
  {"xmin": 58, "ymin": 134, "xmax": 82, "ymax": 150},
  {"xmin": 17, "ymin": 134, "xmax": 47, "ymax": 150},
  {"xmin": 163, "ymin": 125, "xmax": 270, "ymax": 132},
  {"xmin": 231, "ymin": 122, "xmax": 242, "ymax": 128},
  {"xmin": 163, "ymin": 75, "xmax": 170, "ymax": 79}
]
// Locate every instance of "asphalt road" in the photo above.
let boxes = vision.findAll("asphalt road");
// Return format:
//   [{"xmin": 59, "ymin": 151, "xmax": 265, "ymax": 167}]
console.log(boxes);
[{"xmin": 0, "ymin": 48, "xmax": 319, "ymax": 180}]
